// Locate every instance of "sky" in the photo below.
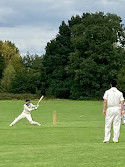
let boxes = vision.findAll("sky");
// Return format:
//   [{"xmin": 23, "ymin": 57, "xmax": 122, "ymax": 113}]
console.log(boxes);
[{"xmin": 0, "ymin": 0, "xmax": 125, "ymax": 56}]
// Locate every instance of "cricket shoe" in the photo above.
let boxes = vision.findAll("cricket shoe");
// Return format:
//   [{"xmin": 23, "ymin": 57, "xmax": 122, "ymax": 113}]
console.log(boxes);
[
  {"xmin": 113, "ymin": 140, "xmax": 118, "ymax": 143},
  {"xmin": 103, "ymin": 140, "xmax": 109, "ymax": 143}
]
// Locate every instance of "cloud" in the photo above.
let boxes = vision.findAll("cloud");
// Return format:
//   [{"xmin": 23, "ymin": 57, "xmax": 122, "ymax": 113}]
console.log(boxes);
[
  {"xmin": 0, "ymin": 0, "xmax": 75, "ymax": 27},
  {"xmin": 0, "ymin": 0, "xmax": 125, "ymax": 55},
  {"xmin": 0, "ymin": 25, "xmax": 57, "ymax": 55}
]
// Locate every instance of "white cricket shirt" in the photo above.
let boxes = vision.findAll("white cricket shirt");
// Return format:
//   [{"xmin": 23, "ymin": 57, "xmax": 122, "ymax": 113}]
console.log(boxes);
[
  {"xmin": 23, "ymin": 103, "xmax": 35, "ymax": 114},
  {"xmin": 103, "ymin": 87, "xmax": 124, "ymax": 108}
]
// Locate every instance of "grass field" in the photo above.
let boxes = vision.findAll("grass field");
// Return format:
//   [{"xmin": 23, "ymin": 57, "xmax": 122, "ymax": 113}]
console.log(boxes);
[{"xmin": 0, "ymin": 99, "xmax": 125, "ymax": 167}]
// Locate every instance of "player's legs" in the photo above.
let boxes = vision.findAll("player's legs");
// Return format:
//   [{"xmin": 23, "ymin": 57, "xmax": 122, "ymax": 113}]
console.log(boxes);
[
  {"xmin": 9, "ymin": 112, "xmax": 25, "ymax": 126},
  {"xmin": 103, "ymin": 108, "xmax": 114, "ymax": 142},
  {"xmin": 25, "ymin": 114, "xmax": 41, "ymax": 126},
  {"xmin": 113, "ymin": 111, "xmax": 121, "ymax": 142}
]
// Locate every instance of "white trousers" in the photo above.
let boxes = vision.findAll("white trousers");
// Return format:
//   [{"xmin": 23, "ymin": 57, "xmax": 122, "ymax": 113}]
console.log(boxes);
[
  {"xmin": 10, "ymin": 112, "xmax": 41, "ymax": 126},
  {"xmin": 122, "ymin": 110, "xmax": 125, "ymax": 124},
  {"xmin": 122, "ymin": 115, "xmax": 125, "ymax": 124},
  {"xmin": 104, "ymin": 107, "xmax": 121, "ymax": 142}
]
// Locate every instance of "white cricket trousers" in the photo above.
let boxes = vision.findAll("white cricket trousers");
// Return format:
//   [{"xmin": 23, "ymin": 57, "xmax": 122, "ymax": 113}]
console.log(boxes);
[
  {"xmin": 104, "ymin": 107, "xmax": 121, "ymax": 142},
  {"xmin": 10, "ymin": 112, "xmax": 41, "ymax": 126}
]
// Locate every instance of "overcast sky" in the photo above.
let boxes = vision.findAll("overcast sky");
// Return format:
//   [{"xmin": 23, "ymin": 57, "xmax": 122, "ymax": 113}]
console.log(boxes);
[{"xmin": 0, "ymin": 0, "xmax": 125, "ymax": 56}]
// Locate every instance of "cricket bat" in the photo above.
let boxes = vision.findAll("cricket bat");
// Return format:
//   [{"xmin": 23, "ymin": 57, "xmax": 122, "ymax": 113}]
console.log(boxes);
[{"xmin": 37, "ymin": 95, "xmax": 44, "ymax": 105}]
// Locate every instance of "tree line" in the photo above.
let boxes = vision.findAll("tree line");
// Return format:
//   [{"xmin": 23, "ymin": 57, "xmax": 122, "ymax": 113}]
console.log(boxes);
[{"xmin": 0, "ymin": 12, "xmax": 125, "ymax": 99}]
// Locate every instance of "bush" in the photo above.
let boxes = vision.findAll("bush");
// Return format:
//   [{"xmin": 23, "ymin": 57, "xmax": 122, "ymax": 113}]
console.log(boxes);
[{"xmin": 0, "ymin": 93, "xmax": 39, "ymax": 100}]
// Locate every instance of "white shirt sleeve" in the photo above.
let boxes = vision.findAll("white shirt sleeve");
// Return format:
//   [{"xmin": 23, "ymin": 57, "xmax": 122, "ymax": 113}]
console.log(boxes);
[
  {"xmin": 24, "ymin": 104, "xmax": 33, "ymax": 112},
  {"xmin": 103, "ymin": 90, "xmax": 108, "ymax": 100},
  {"xmin": 120, "ymin": 93, "xmax": 124, "ymax": 102},
  {"xmin": 30, "ymin": 103, "xmax": 36, "ymax": 108}
]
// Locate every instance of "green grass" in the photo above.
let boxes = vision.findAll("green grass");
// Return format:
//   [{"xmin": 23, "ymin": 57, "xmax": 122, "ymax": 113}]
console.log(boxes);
[{"xmin": 0, "ymin": 99, "xmax": 125, "ymax": 167}]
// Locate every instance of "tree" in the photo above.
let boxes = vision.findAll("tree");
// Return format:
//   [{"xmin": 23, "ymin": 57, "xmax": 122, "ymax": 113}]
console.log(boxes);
[
  {"xmin": 2, "ymin": 41, "xmax": 22, "ymax": 70},
  {"xmin": 41, "ymin": 21, "xmax": 73, "ymax": 98},
  {"xmin": 0, "ymin": 41, "xmax": 4, "ymax": 80},
  {"xmin": 0, "ymin": 41, "xmax": 24, "ymax": 93},
  {"xmin": 117, "ymin": 48, "xmax": 125, "ymax": 94},
  {"xmin": 117, "ymin": 65, "xmax": 125, "ymax": 93},
  {"xmin": 1, "ymin": 64, "xmax": 16, "ymax": 92},
  {"xmin": 22, "ymin": 53, "xmax": 43, "ymax": 72},
  {"xmin": 11, "ymin": 68, "xmax": 41, "ymax": 94},
  {"xmin": 67, "ymin": 12, "xmax": 125, "ymax": 99},
  {"xmin": 0, "ymin": 55, "xmax": 4, "ymax": 80},
  {"xmin": 10, "ymin": 54, "xmax": 43, "ymax": 94}
]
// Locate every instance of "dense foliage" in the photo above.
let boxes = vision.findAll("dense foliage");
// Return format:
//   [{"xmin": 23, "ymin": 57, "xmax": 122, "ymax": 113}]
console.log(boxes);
[
  {"xmin": 41, "ymin": 12, "xmax": 125, "ymax": 99},
  {"xmin": 0, "ymin": 12, "xmax": 125, "ymax": 99}
]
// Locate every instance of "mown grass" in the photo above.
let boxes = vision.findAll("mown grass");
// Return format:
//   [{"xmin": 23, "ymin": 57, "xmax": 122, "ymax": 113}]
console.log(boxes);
[{"xmin": 0, "ymin": 99, "xmax": 125, "ymax": 167}]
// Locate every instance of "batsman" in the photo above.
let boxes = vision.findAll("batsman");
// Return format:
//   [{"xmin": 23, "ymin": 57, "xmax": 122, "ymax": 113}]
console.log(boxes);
[{"xmin": 9, "ymin": 97, "xmax": 44, "ymax": 126}]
